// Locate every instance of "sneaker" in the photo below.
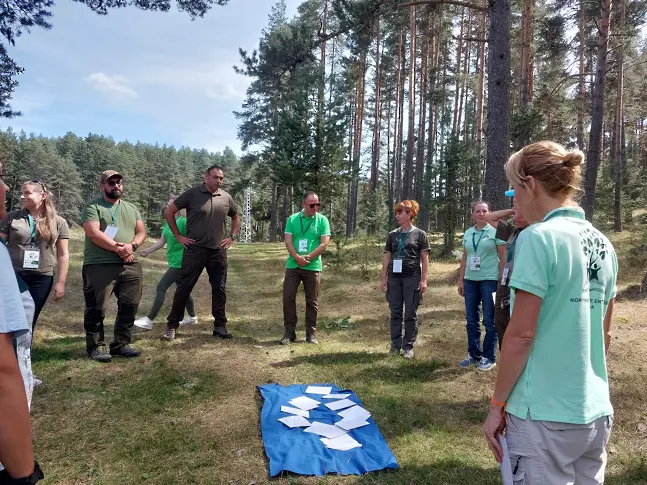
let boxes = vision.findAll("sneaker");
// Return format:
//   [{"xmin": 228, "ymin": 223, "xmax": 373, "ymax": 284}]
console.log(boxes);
[
  {"xmin": 459, "ymin": 355, "xmax": 479, "ymax": 368},
  {"xmin": 161, "ymin": 327, "xmax": 176, "ymax": 340},
  {"xmin": 33, "ymin": 376, "xmax": 43, "ymax": 387},
  {"xmin": 180, "ymin": 315, "xmax": 198, "ymax": 326},
  {"xmin": 213, "ymin": 327, "xmax": 232, "ymax": 339},
  {"xmin": 89, "ymin": 346, "xmax": 112, "ymax": 363},
  {"xmin": 388, "ymin": 347, "xmax": 401, "ymax": 356},
  {"xmin": 280, "ymin": 331, "xmax": 297, "ymax": 345},
  {"xmin": 110, "ymin": 345, "xmax": 140, "ymax": 358},
  {"xmin": 403, "ymin": 349, "xmax": 414, "ymax": 360},
  {"xmin": 477, "ymin": 357, "xmax": 496, "ymax": 371},
  {"xmin": 134, "ymin": 316, "xmax": 154, "ymax": 330},
  {"xmin": 306, "ymin": 336, "xmax": 319, "ymax": 345}
]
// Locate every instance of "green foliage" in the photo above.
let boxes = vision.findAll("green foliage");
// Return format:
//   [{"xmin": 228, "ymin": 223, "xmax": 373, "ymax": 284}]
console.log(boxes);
[{"xmin": 510, "ymin": 108, "xmax": 545, "ymax": 151}]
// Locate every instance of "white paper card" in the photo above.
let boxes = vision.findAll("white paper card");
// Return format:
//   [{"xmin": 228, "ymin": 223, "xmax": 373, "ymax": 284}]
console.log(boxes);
[
  {"xmin": 470, "ymin": 256, "xmax": 481, "ymax": 271},
  {"xmin": 305, "ymin": 386, "xmax": 333, "ymax": 395},
  {"xmin": 289, "ymin": 396, "xmax": 321, "ymax": 411},
  {"xmin": 498, "ymin": 435, "xmax": 514, "ymax": 485},
  {"xmin": 393, "ymin": 259, "xmax": 403, "ymax": 273},
  {"xmin": 502, "ymin": 266, "xmax": 510, "ymax": 284},
  {"xmin": 104, "ymin": 225, "xmax": 119, "ymax": 240},
  {"xmin": 278, "ymin": 416, "xmax": 311, "ymax": 428},
  {"xmin": 304, "ymin": 422, "xmax": 348, "ymax": 439},
  {"xmin": 338, "ymin": 406, "xmax": 371, "ymax": 421},
  {"xmin": 321, "ymin": 434, "xmax": 362, "ymax": 451},
  {"xmin": 22, "ymin": 249, "xmax": 40, "ymax": 269},
  {"xmin": 335, "ymin": 417, "xmax": 370, "ymax": 431},
  {"xmin": 281, "ymin": 406, "xmax": 309, "ymax": 418},
  {"xmin": 298, "ymin": 239, "xmax": 308, "ymax": 253},
  {"xmin": 325, "ymin": 399, "xmax": 356, "ymax": 411},
  {"xmin": 322, "ymin": 394, "xmax": 351, "ymax": 399},
  {"xmin": 492, "ymin": 291, "xmax": 497, "ymax": 304}
]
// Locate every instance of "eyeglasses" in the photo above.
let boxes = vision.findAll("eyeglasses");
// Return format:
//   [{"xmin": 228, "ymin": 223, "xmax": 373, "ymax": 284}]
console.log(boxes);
[{"xmin": 308, "ymin": 203, "xmax": 321, "ymax": 208}]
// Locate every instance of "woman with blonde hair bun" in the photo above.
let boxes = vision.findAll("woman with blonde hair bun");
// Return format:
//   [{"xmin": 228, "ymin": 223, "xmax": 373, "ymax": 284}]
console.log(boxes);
[
  {"xmin": 380, "ymin": 200, "xmax": 430, "ymax": 360},
  {"xmin": 483, "ymin": 141, "xmax": 618, "ymax": 485}
]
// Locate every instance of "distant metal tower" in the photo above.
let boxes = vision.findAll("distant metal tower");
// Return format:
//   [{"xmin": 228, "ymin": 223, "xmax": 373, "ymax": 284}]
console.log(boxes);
[{"xmin": 241, "ymin": 186, "xmax": 252, "ymax": 243}]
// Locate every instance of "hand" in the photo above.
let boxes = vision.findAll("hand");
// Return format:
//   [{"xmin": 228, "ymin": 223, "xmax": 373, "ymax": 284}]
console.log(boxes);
[
  {"xmin": 177, "ymin": 235, "xmax": 195, "ymax": 249},
  {"xmin": 304, "ymin": 254, "xmax": 312, "ymax": 263},
  {"xmin": 380, "ymin": 279, "xmax": 387, "ymax": 293},
  {"xmin": 115, "ymin": 243, "xmax": 133, "ymax": 258},
  {"xmin": 122, "ymin": 254, "xmax": 135, "ymax": 264},
  {"xmin": 458, "ymin": 280, "xmax": 464, "ymax": 297},
  {"xmin": 295, "ymin": 255, "xmax": 309, "ymax": 266},
  {"xmin": 220, "ymin": 236, "xmax": 234, "ymax": 250},
  {"xmin": 53, "ymin": 281, "xmax": 66, "ymax": 301},
  {"xmin": 483, "ymin": 405, "xmax": 506, "ymax": 463},
  {"xmin": 141, "ymin": 249, "xmax": 151, "ymax": 257},
  {"xmin": 418, "ymin": 279, "xmax": 428, "ymax": 295}
]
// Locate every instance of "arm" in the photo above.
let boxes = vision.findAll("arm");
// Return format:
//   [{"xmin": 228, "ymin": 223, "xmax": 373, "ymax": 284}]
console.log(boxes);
[
  {"xmin": 458, "ymin": 249, "xmax": 467, "ymax": 296},
  {"xmin": 165, "ymin": 204, "xmax": 194, "ymax": 248},
  {"xmin": 114, "ymin": 220, "xmax": 147, "ymax": 260},
  {"xmin": 306, "ymin": 235, "xmax": 330, "ymax": 261},
  {"xmin": 284, "ymin": 233, "xmax": 308, "ymax": 266},
  {"xmin": 52, "ymin": 238, "xmax": 69, "ymax": 301},
  {"xmin": 0, "ymin": 333, "xmax": 35, "ymax": 478},
  {"xmin": 485, "ymin": 209, "xmax": 514, "ymax": 228},
  {"xmin": 220, "ymin": 212, "xmax": 240, "ymax": 250},
  {"xmin": 82, "ymin": 221, "xmax": 120, "ymax": 252},
  {"xmin": 604, "ymin": 299, "xmax": 615, "ymax": 355},
  {"xmin": 381, "ymin": 252, "xmax": 391, "ymax": 292},
  {"xmin": 419, "ymin": 251, "xmax": 429, "ymax": 294},
  {"xmin": 142, "ymin": 235, "xmax": 166, "ymax": 257},
  {"xmin": 498, "ymin": 245, "xmax": 506, "ymax": 281}
]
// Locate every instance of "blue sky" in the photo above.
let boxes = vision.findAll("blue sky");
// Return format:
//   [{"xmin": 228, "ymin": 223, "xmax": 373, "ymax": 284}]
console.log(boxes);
[{"xmin": 0, "ymin": 0, "xmax": 301, "ymax": 153}]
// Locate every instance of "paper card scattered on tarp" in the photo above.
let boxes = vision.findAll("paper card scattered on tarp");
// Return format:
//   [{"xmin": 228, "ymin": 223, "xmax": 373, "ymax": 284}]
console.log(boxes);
[{"xmin": 257, "ymin": 383, "xmax": 399, "ymax": 477}]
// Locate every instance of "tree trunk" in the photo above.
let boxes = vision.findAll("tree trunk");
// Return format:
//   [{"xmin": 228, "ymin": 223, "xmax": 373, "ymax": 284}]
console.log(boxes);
[
  {"xmin": 415, "ymin": 14, "xmax": 430, "ymax": 204},
  {"xmin": 403, "ymin": 6, "xmax": 417, "ymax": 200},
  {"xmin": 576, "ymin": 0, "xmax": 586, "ymax": 151},
  {"xmin": 582, "ymin": 0, "xmax": 613, "ymax": 221},
  {"xmin": 315, "ymin": 0, "xmax": 328, "ymax": 177},
  {"xmin": 395, "ymin": 29, "xmax": 405, "ymax": 203},
  {"xmin": 483, "ymin": 0, "xmax": 511, "ymax": 210},
  {"xmin": 613, "ymin": 0, "xmax": 624, "ymax": 232},
  {"xmin": 269, "ymin": 183, "xmax": 278, "ymax": 242},
  {"xmin": 520, "ymin": 0, "xmax": 533, "ymax": 108},
  {"xmin": 370, "ymin": 19, "xmax": 381, "ymax": 196},
  {"xmin": 452, "ymin": 8, "xmax": 465, "ymax": 135},
  {"xmin": 474, "ymin": 12, "xmax": 486, "ymax": 198}
]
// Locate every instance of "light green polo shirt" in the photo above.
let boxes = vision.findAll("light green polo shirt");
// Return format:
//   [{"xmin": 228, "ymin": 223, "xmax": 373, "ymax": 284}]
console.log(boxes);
[
  {"xmin": 285, "ymin": 211, "xmax": 331, "ymax": 272},
  {"xmin": 508, "ymin": 207, "xmax": 617, "ymax": 424},
  {"xmin": 462, "ymin": 224, "xmax": 505, "ymax": 281}
]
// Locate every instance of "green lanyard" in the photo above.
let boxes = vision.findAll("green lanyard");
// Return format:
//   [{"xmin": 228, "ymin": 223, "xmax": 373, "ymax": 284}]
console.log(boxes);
[
  {"xmin": 543, "ymin": 207, "xmax": 585, "ymax": 222},
  {"xmin": 300, "ymin": 213, "xmax": 315, "ymax": 237},
  {"xmin": 396, "ymin": 226, "xmax": 413, "ymax": 257},
  {"xmin": 105, "ymin": 201, "xmax": 121, "ymax": 225},
  {"xmin": 472, "ymin": 228, "xmax": 485, "ymax": 252},
  {"xmin": 27, "ymin": 215, "xmax": 37, "ymax": 246}
]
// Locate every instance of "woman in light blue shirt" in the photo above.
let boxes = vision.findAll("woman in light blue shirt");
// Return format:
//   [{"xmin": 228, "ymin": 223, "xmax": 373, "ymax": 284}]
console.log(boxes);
[{"xmin": 483, "ymin": 141, "xmax": 617, "ymax": 485}]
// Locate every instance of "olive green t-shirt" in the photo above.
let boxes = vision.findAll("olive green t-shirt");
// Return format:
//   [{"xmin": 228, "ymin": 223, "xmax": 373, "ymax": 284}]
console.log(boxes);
[
  {"xmin": 0, "ymin": 209, "xmax": 70, "ymax": 276},
  {"xmin": 173, "ymin": 185, "xmax": 237, "ymax": 249},
  {"xmin": 462, "ymin": 224, "xmax": 505, "ymax": 281},
  {"xmin": 81, "ymin": 197, "xmax": 142, "ymax": 265}
]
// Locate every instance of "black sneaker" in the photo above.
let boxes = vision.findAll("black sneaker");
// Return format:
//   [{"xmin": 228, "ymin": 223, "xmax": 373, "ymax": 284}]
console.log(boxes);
[
  {"xmin": 213, "ymin": 327, "xmax": 232, "ymax": 339},
  {"xmin": 279, "ymin": 331, "xmax": 297, "ymax": 345},
  {"xmin": 110, "ymin": 345, "xmax": 141, "ymax": 358},
  {"xmin": 89, "ymin": 347, "xmax": 112, "ymax": 363}
]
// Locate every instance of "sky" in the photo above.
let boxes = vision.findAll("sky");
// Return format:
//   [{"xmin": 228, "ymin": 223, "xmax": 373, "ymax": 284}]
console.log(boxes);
[{"xmin": 0, "ymin": 0, "xmax": 301, "ymax": 154}]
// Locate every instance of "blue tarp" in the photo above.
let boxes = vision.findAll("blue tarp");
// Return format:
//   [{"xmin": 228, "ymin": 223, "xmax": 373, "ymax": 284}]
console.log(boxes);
[{"xmin": 257, "ymin": 383, "xmax": 399, "ymax": 477}]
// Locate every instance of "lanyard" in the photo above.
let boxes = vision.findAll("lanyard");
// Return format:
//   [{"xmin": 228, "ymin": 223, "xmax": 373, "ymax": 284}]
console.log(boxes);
[
  {"xmin": 506, "ymin": 229, "xmax": 522, "ymax": 263},
  {"xmin": 543, "ymin": 207, "xmax": 585, "ymax": 222},
  {"xmin": 472, "ymin": 227, "xmax": 485, "ymax": 252},
  {"xmin": 105, "ymin": 201, "xmax": 121, "ymax": 225},
  {"xmin": 28, "ymin": 215, "xmax": 37, "ymax": 246},
  {"xmin": 396, "ymin": 226, "xmax": 413, "ymax": 257},
  {"xmin": 300, "ymin": 213, "xmax": 315, "ymax": 236}
]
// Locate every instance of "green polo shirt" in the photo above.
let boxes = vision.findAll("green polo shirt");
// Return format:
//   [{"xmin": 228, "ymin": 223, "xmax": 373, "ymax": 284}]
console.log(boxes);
[
  {"xmin": 285, "ymin": 211, "xmax": 331, "ymax": 272},
  {"xmin": 162, "ymin": 217, "xmax": 187, "ymax": 269},
  {"xmin": 508, "ymin": 207, "xmax": 618, "ymax": 424},
  {"xmin": 462, "ymin": 224, "xmax": 505, "ymax": 281}
]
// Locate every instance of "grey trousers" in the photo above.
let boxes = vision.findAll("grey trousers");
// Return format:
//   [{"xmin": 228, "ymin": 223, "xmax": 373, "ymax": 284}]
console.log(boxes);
[
  {"xmin": 386, "ymin": 275, "xmax": 422, "ymax": 351},
  {"xmin": 148, "ymin": 267, "xmax": 195, "ymax": 321},
  {"xmin": 506, "ymin": 413, "xmax": 613, "ymax": 485}
]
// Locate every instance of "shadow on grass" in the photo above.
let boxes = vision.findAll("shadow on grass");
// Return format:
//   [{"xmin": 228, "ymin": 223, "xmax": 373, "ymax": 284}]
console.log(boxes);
[
  {"xmin": 270, "ymin": 351, "xmax": 387, "ymax": 369},
  {"xmin": 352, "ymin": 359, "xmax": 461, "ymax": 384},
  {"xmin": 32, "ymin": 336, "xmax": 86, "ymax": 362},
  {"xmin": 606, "ymin": 459, "xmax": 647, "ymax": 485},
  {"xmin": 615, "ymin": 284, "xmax": 646, "ymax": 301}
]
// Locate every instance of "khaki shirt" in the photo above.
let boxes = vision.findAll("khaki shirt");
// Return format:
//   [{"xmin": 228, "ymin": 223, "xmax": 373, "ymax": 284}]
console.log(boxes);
[
  {"xmin": 174, "ymin": 185, "xmax": 237, "ymax": 249},
  {"xmin": 0, "ymin": 209, "xmax": 70, "ymax": 276}
]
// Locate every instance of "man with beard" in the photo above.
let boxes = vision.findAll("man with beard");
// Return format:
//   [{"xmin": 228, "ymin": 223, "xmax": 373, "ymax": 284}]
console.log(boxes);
[{"xmin": 80, "ymin": 170, "xmax": 147, "ymax": 362}]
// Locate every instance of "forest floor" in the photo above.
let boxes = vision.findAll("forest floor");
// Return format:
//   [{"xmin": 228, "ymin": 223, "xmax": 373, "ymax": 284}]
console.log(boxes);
[{"xmin": 31, "ymin": 228, "xmax": 647, "ymax": 484}]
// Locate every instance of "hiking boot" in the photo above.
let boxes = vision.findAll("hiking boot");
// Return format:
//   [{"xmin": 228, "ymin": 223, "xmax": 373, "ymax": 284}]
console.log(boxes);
[
  {"xmin": 477, "ymin": 357, "xmax": 496, "ymax": 371},
  {"xmin": 89, "ymin": 346, "xmax": 112, "ymax": 363},
  {"xmin": 180, "ymin": 315, "xmax": 198, "ymax": 325},
  {"xmin": 388, "ymin": 347, "xmax": 401, "ymax": 356},
  {"xmin": 403, "ymin": 349, "xmax": 414, "ymax": 360},
  {"xmin": 161, "ymin": 326, "xmax": 176, "ymax": 341},
  {"xmin": 280, "ymin": 331, "xmax": 297, "ymax": 345},
  {"xmin": 110, "ymin": 345, "xmax": 140, "ymax": 358},
  {"xmin": 134, "ymin": 316, "xmax": 154, "ymax": 330},
  {"xmin": 306, "ymin": 335, "xmax": 319, "ymax": 345},
  {"xmin": 213, "ymin": 327, "xmax": 232, "ymax": 339},
  {"xmin": 459, "ymin": 355, "xmax": 479, "ymax": 368}
]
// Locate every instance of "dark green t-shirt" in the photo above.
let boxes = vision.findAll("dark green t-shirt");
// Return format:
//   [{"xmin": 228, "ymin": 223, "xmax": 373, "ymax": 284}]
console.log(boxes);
[
  {"xmin": 384, "ymin": 226, "xmax": 431, "ymax": 278},
  {"xmin": 81, "ymin": 197, "xmax": 142, "ymax": 265}
]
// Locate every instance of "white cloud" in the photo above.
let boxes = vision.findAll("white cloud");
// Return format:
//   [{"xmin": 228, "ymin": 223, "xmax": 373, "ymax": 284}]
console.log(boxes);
[{"xmin": 85, "ymin": 73, "xmax": 138, "ymax": 98}]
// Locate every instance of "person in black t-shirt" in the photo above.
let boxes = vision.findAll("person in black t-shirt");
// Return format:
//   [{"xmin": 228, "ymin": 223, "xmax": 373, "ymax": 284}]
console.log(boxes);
[{"xmin": 381, "ymin": 200, "xmax": 431, "ymax": 360}]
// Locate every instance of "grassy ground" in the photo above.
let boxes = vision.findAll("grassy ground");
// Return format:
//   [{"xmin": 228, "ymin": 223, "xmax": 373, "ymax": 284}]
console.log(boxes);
[{"xmin": 30, "ymin": 229, "xmax": 647, "ymax": 484}]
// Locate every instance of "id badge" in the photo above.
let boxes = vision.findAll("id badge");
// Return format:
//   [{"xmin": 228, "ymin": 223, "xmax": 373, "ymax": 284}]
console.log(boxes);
[
  {"xmin": 501, "ymin": 266, "xmax": 510, "ymax": 285},
  {"xmin": 23, "ymin": 249, "xmax": 40, "ymax": 269},
  {"xmin": 104, "ymin": 225, "xmax": 119, "ymax": 240},
  {"xmin": 469, "ymin": 256, "xmax": 481, "ymax": 271},
  {"xmin": 298, "ymin": 239, "xmax": 308, "ymax": 253},
  {"xmin": 393, "ymin": 259, "xmax": 403, "ymax": 273}
]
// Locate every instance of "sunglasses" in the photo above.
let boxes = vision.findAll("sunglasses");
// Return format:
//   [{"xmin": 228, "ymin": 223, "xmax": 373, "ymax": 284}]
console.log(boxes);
[
  {"xmin": 29, "ymin": 179, "xmax": 47, "ymax": 192},
  {"xmin": 308, "ymin": 203, "xmax": 321, "ymax": 208},
  {"xmin": 105, "ymin": 179, "xmax": 123, "ymax": 187}
]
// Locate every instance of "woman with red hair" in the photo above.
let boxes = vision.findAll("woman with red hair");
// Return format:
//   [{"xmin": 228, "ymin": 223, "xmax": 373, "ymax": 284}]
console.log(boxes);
[{"xmin": 380, "ymin": 200, "xmax": 430, "ymax": 360}]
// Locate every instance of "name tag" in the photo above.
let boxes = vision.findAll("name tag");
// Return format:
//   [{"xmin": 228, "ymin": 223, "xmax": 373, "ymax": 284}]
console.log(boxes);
[
  {"xmin": 23, "ymin": 249, "xmax": 40, "ymax": 269},
  {"xmin": 298, "ymin": 239, "xmax": 308, "ymax": 253},
  {"xmin": 470, "ymin": 256, "xmax": 481, "ymax": 271},
  {"xmin": 393, "ymin": 259, "xmax": 403, "ymax": 273},
  {"xmin": 501, "ymin": 266, "xmax": 510, "ymax": 285},
  {"xmin": 104, "ymin": 225, "xmax": 119, "ymax": 240}
]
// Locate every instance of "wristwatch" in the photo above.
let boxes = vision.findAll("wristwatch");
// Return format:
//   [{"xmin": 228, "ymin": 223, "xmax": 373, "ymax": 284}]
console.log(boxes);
[
  {"xmin": 132, "ymin": 243, "xmax": 139, "ymax": 252},
  {"xmin": 0, "ymin": 461, "xmax": 44, "ymax": 484}
]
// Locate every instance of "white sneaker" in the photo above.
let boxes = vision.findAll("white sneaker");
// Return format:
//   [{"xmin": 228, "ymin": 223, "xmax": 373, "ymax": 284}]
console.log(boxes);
[
  {"xmin": 33, "ymin": 376, "xmax": 43, "ymax": 387},
  {"xmin": 134, "ymin": 316, "xmax": 154, "ymax": 330},
  {"xmin": 180, "ymin": 315, "xmax": 198, "ymax": 326}
]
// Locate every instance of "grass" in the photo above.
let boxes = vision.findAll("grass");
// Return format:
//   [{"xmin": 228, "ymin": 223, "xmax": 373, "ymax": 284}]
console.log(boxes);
[{"xmin": 30, "ymin": 228, "xmax": 647, "ymax": 484}]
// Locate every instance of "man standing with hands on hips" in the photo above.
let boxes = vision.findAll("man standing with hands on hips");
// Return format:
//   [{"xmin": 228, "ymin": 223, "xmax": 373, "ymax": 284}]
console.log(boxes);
[
  {"xmin": 280, "ymin": 191, "xmax": 331, "ymax": 345},
  {"xmin": 81, "ymin": 170, "xmax": 147, "ymax": 362},
  {"xmin": 161, "ymin": 165, "xmax": 239, "ymax": 341}
]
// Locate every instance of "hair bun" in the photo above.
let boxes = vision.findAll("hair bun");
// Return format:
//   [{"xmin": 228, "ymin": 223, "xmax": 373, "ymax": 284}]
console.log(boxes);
[{"xmin": 563, "ymin": 151, "xmax": 584, "ymax": 168}]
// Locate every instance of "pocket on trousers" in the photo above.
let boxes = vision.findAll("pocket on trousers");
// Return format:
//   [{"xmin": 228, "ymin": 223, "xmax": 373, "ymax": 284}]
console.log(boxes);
[{"xmin": 512, "ymin": 470, "xmax": 527, "ymax": 485}]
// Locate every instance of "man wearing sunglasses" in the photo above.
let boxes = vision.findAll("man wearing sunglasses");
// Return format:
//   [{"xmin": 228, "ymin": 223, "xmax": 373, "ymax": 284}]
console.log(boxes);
[
  {"xmin": 280, "ymin": 191, "xmax": 330, "ymax": 345},
  {"xmin": 80, "ymin": 170, "xmax": 147, "ymax": 362}
]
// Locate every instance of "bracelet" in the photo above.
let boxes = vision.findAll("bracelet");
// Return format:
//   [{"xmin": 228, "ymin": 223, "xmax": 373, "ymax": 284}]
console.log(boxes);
[{"xmin": 490, "ymin": 396, "xmax": 506, "ymax": 408}]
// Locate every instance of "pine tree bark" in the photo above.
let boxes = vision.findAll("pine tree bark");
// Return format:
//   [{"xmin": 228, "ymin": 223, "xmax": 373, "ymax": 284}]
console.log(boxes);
[
  {"xmin": 395, "ymin": 29, "xmax": 405, "ymax": 203},
  {"xmin": 613, "ymin": 0, "xmax": 624, "ymax": 232},
  {"xmin": 520, "ymin": 0, "xmax": 533, "ymax": 108},
  {"xmin": 415, "ymin": 14, "xmax": 430, "ymax": 204},
  {"xmin": 403, "ymin": 5, "xmax": 417, "ymax": 200},
  {"xmin": 370, "ymin": 19, "xmax": 381, "ymax": 197},
  {"xmin": 576, "ymin": 0, "xmax": 586, "ymax": 151},
  {"xmin": 452, "ymin": 8, "xmax": 465, "ymax": 135}
]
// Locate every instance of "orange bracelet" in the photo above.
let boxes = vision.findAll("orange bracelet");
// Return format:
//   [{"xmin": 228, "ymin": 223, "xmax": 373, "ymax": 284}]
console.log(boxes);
[{"xmin": 490, "ymin": 396, "xmax": 506, "ymax": 408}]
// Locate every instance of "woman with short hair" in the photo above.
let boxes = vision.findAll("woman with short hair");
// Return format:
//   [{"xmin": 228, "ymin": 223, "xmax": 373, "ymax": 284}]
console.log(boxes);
[
  {"xmin": 484, "ymin": 141, "xmax": 618, "ymax": 485},
  {"xmin": 381, "ymin": 200, "xmax": 430, "ymax": 360}
]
